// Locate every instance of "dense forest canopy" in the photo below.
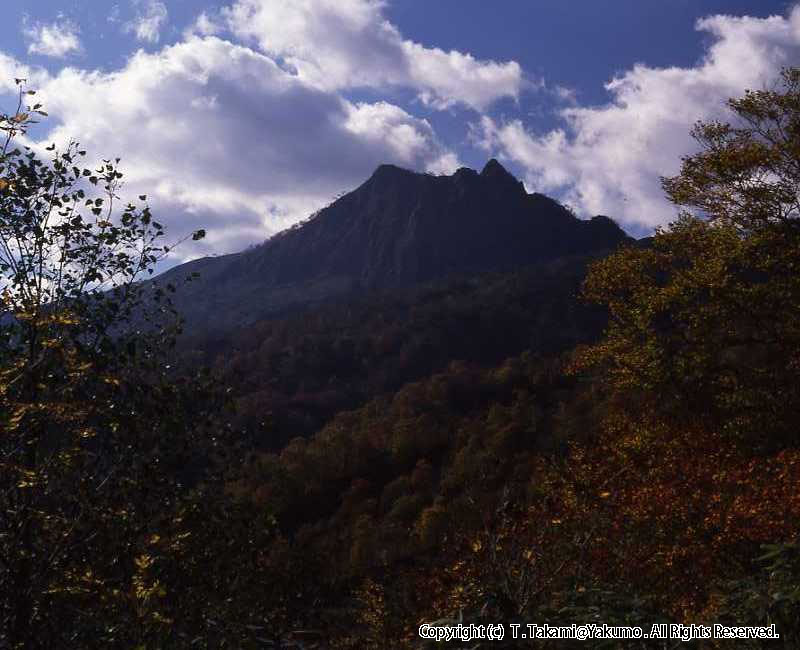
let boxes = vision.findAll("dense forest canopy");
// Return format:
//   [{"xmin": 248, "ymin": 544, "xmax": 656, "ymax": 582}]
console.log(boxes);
[{"xmin": 1, "ymin": 69, "xmax": 800, "ymax": 648}]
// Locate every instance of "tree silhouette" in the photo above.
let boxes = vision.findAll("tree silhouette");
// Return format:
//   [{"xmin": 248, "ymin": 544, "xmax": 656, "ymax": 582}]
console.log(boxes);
[{"xmin": 0, "ymin": 79, "xmax": 218, "ymax": 647}]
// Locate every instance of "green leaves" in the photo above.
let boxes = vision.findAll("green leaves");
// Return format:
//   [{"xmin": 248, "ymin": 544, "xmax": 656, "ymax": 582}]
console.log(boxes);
[
  {"xmin": 578, "ymin": 68, "xmax": 800, "ymax": 446},
  {"xmin": 662, "ymin": 67, "xmax": 800, "ymax": 229}
]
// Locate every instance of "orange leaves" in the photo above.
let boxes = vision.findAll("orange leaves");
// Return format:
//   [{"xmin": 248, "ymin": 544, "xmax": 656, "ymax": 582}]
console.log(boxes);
[{"xmin": 541, "ymin": 410, "xmax": 800, "ymax": 618}]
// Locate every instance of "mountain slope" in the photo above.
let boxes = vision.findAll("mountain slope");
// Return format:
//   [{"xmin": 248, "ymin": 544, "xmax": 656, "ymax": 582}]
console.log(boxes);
[{"xmin": 162, "ymin": 159, "xmax": 630, "ymax": 332}]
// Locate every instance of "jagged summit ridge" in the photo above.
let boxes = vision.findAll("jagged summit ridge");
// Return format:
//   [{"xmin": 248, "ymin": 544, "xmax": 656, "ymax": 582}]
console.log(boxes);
[
  {"xmin": 479, "ymin": 158, "xmax": 526, "ymax": 194},
  {"xmin": 160, "ymin": 161, "xmax": 631, "ymax": 332},
  {"xmin": 480, "ymin": 157, "xmax": 511, "ymax": 177},
  {"xmin": 365, "ymin": 158, "xmax": 519, "ymax": 189}
]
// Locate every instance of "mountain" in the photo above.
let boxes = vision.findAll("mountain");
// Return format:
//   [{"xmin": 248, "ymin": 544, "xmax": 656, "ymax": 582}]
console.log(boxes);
[{"xmin": 161, "ymin": 159, "xmax": 630, "ymax": 332}]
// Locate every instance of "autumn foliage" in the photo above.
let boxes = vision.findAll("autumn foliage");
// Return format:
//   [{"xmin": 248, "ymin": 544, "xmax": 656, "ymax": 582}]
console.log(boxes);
[{"xmin": 3, "ymin": 70, "xmax": 800, "ymax": 648}]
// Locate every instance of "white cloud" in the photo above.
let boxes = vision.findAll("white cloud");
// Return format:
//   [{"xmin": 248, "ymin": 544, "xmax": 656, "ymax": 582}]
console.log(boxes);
[
  {"xmin": 124, "ymin": 0, "xmax": 168, "ymax": 44},
  {"xmin": 425, "ymin": 151, "xmax": 462, "ymax": 176},
  {"xmin": 552, "ymin": 85, "xmax": 577, "ymax": 104},
  {"xmin": 186, "ymin": 11, "xmax": 221, "ymax": 38},
  {"xmin": 0, "ymin": 35, "xmax": 456, "ymax": 260},
  {"xmin": 476, "ymin": 6, "xmax": 800, "ymax": 232},
  {"xmin": 23, "ymin": 16, "xmax": 81, "ymax": 59},
  {"xmin": 1, "ymin": 0, "xmax": 520, "ymax": 262},
  {"xmin": 8, "ymin": 1, "xmax": 799, "ymax": 255},
  {"xmin": 344, "ymin": 101, "xmax": 435, "ymax": 162},
  {"xmin": 221, "ymin": 0, "xmax": 522, "ymax": 111}
]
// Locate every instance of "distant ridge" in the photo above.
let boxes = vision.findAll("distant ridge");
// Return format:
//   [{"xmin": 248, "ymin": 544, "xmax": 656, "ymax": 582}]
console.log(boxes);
[{"xmin": 161, "ymin": 160, "xmax": 631, "ymax": 332}]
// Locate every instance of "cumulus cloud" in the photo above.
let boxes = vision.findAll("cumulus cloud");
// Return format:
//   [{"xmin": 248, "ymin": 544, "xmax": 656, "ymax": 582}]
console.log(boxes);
[
  {"xmin": 124, "ymin": 0, "xmax": 168, "ymax": 44},
  {"xmin": 23, "ymin": 16, "xmax": 81, "ymax": 58},
  {"xmin": 221, "ymin": 0, "xmax": 523, "ymax": 110},
  {"xmin": 476, "ymin": 6, "xmax": 800, "ymax": 232},
  {"xmin": 0, "ymin": 0, "xmax": 525, "ymax": 262},
  {"xmin": 0, "ymin": 35, "xmax": 456, "ymax": 259}
]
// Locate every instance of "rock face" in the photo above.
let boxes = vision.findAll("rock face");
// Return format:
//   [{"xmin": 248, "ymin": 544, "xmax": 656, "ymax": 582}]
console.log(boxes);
[{"xmin": 160, "ymin": 160, "xmax": 630, "ymax": 332}]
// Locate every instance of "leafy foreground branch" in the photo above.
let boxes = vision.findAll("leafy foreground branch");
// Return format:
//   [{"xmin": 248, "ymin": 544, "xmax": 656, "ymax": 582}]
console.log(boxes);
[{"xmin": 0, "ymin": 81, "xmax": 281, "ymax": 648}]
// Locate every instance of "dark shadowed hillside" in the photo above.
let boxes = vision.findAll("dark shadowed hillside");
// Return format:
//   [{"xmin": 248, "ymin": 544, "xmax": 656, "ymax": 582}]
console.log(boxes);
[
  {"xmin": 185, "ymin": 255, "xmax": 611, "ymax": 449},
  {"xmin": 161, "ymin": 160, "xmax": 629, "ymax": 333}
]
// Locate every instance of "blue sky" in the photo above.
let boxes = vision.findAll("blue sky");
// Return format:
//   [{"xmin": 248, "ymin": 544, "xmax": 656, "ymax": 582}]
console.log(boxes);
[{"xmin": 1, "ymin": 0, "xmax": 797, "ymax": 258}]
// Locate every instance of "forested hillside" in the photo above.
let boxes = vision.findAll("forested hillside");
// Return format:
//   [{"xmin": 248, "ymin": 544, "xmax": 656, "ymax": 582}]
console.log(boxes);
[
  {"xmin": 2, "ymin": 70, "xmax": 800, "ymax": 649},
  {"xmin": 184, "ymin": 255, "xmax": 608, "ymax": 449}
]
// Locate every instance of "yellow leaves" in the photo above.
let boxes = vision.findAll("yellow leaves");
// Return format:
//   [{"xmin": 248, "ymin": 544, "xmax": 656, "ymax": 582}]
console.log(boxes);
[
  {"xmin": 133, "ymin": 551, "xmax": 168, "ymax": 612},
  {"xmin": 169, "ymin": 530, "xmax": 192, "ymax": 551},
  {"xmin": 5, "ymin": 404, "xmax": 29, "ymax": 431},
  {"xmin": 52, "ymin": 313, "xmax": 81, "ymax": 326},
  {"xmin": 134, "ymin": 578, "xmax": 166, "ymax": 602},
  {"xmin": 471, "ymin": 539, "xmax": 482, "ymax": 553},
  {"xmin": 134, "ymin": 554, "xmax": 154, "ymax": 570},
  {"xmin": 70, "ymin": 360, "xmax": 93, "ymax": 377},
  {"xmin": 9, "ymin": 465, "xmax": 39, "ymax": 489}
]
